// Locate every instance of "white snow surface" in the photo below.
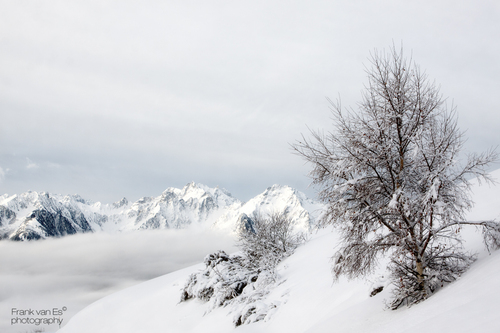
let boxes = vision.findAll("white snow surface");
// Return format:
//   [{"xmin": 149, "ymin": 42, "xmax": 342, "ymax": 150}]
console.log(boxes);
[{"xmin": 58, "ymin": 169, "xmax": 500, "ymax": 333}]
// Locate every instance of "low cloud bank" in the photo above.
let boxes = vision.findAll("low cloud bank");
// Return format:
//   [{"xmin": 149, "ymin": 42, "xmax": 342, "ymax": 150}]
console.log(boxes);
[{"xmin": 0, "ymin": 229, "xmax": 237, "ymax": 333}]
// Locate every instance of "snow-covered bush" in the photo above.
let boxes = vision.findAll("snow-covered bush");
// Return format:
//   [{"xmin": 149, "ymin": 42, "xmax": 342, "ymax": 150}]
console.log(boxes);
[
  {"xmin": 180, "ymin": 250, "xmax": 282, "ymax": 326},
  {"xmin": 180, "ymin": 251, "xmax": 253, "ymax": 306},
  {"xmin": 180, "ymin": 211, "xmax": 304, "ymax": 326}
]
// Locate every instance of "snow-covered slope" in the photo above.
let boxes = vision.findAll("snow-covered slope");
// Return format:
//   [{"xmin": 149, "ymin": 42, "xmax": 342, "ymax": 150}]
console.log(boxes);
[
  {"xmin": 56, "ymin": 169, "xmax": 500, "ymax": 333},
  {"xmin": 56, "ymin": 231, "xmax": 500, "ymax": 333},
  {"xmin": 0, "ymin": 183, "xmax": 321, "ymax": 240}
]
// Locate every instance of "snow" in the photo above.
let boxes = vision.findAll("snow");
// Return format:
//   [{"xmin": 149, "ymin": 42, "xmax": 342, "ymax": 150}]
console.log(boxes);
[
  {"xmin": 57, "ymin": 228, "xmax": 500, "ymax": 333},
  {"xmin": 307, "ymin": 249, "xmax": 500, "ymax": 333},
  {"xmin": 56, "ymin": 169, "xmax": 500, "ymax": 333},
  {"xmin": 55, "ymin": 264, "xmax": 235, "ymax": 333}
]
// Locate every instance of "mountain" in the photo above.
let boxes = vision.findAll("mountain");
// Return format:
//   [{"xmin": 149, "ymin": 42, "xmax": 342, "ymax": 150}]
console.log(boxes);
[
  {"xmin": 214, "ymin": 184, "xmax": 324, "ymax": 233},
  {"xmin": 0, "ymin": 191, "xmax": 104, "ymax": 240},
  {"xmin": 117, "ymin": 182, "xmax": 239, "ymax": 231},
  {"xmin": 0, "ymin": 183, "xmax": 322, "ymax": 241}
]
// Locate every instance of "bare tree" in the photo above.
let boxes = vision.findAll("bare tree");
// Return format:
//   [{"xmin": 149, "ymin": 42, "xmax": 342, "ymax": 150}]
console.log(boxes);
[
  {"xmin": 293, "ymin": 46, "xmax": 499, "ymax": 308},
  {"xmin": 238, "ymin": 211, "xmax": 304, "ymax": 271}
]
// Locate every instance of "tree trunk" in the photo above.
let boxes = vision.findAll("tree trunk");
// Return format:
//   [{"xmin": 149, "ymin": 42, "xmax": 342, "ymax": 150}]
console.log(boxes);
[{"xmin": 416, "ymin": 258, "xmax": 427, "ymax": 297}]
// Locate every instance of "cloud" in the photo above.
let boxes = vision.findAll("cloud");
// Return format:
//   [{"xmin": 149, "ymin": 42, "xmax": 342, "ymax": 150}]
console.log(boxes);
[
  {"xmin": 0, "ymin": 1, "xmax": 498, "ymax": 203},
  {"xmin": 47, "ymin": 162, "xmax": 61, "ymax": 168},
  {"xmin": 26, "ymin": 158, "xmax": 39, "ymax": 170},
  {"xmin": 0, "ymin": 167, "xmax": 4, "ymax": 181}
]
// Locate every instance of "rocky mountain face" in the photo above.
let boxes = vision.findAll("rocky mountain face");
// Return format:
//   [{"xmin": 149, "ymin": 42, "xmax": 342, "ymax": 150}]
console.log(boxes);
[
  {"xmin": 0, "ymin": 183, "xmax": 323, "ymax": 241},
  {"xmin": 121, "ymin": 182, "xmax": 239, "ymax": 231},
  {"xmin": 0, "ymin": 192, "xmax": 105, "ymax": 240}
]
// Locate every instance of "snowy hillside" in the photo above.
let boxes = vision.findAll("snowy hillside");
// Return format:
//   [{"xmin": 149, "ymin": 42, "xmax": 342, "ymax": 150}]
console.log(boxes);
[
  {"xmin": 56, "ymin": 230, "xmax": 500, "ymax": 333},
  {"xmin": 57, "ymin": 169, "xmax": 500, "ymax": 333},
  {"xmin": 0, "ymin": 183, "xmax": 320, "ymax": 240}
]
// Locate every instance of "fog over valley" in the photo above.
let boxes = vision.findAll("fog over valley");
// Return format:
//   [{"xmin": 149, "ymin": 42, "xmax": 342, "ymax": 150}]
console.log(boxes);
[{"xmin": 0, "ymin": 228, "xmax": 237, "ymax": 332}]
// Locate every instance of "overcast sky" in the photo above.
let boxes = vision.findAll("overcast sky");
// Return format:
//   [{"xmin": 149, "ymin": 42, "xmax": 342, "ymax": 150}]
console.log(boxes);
[{"xmin": 1, "ymin": 0, "xmax": 499, "ymax": 203}]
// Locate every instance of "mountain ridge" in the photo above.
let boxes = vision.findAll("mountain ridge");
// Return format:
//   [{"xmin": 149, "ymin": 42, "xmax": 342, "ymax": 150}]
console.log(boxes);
[{"xmin": 0, "ymin": 183, "xmax": 323, "ymax": 241}]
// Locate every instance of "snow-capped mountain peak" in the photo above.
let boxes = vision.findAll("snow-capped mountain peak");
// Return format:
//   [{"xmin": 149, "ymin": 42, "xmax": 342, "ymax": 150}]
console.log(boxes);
[
  {"xmin": 1, "ymin": 183, "xmax": 320, "ymax": 240},
  {"xmin": 214, "ymin": 184, "xmax": 324, "ymax": 233}
]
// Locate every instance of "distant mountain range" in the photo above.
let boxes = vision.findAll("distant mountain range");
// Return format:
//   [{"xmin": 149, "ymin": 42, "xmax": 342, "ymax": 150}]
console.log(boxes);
[{"xmin": 0, "ymin": 183, "xmax": 324, "ymax": 241}]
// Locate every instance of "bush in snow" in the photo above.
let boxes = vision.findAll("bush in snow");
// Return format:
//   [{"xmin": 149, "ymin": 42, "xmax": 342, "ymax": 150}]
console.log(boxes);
[
  {"xmin": 180, "ymin": 251, "xmax": 252, "ymax": 306},
  {"xmin": 180, "ymin": 211, "xmax": 303, "ymax": 326},
  {"xmin": 293, "ymin": 45, "xmax": 499, "ymax": 308},
  {"xmin": 180, "ymin": 250, "xmax": 282, "ymax": 326}
]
